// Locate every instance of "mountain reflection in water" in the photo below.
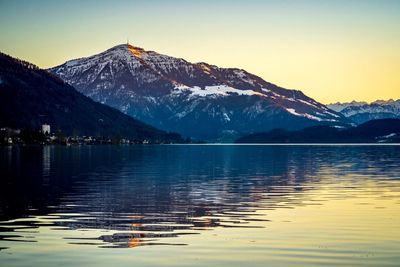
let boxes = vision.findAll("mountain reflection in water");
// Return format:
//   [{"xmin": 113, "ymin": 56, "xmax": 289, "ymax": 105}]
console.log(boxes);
[{"xmin": 0, "ymin": 145, "xmax": 399, "ymax": 266}]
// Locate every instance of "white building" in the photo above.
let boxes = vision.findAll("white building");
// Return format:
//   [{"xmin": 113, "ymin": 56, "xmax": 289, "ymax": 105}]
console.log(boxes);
[{"xmin": 42, "ymin": 124, "xmax": 50, "ymax": 135}]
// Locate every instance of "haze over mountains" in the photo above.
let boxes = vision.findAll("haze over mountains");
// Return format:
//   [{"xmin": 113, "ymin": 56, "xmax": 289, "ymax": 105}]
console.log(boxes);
[
  {"xmin": 0, "ymin": 52, "xmax": 182, "ymax": 142},
  {"xmin": 328, "ymin": 99, "xmax": 400, "ymax": 124},
  {"xmin": 49, "ymin": 43, "xmax": 348, "ymax": 140}
]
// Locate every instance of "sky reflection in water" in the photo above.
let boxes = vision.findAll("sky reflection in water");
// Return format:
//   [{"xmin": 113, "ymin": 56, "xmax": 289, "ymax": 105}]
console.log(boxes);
[{"xmin": 0, "ymin": 145, "xmax": 399, "ymax": 266}]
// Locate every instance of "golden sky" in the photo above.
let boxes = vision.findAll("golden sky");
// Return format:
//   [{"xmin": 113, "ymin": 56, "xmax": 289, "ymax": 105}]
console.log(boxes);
[{"xmin": 0, "ymin": 0, "xmax": 399, "ymax": 103}]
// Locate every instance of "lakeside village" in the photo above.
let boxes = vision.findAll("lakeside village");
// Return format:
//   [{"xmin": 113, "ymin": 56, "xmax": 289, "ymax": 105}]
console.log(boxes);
[{"xmin": 1, "ymin": 124, "xmax": 163, "ymax": 146}]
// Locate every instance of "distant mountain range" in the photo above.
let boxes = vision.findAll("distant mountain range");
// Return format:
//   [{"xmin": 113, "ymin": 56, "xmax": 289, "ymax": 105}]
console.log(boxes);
[
  {"xmin": 49, "ymin": 43, "xmax": 348, "ymax": 140},
  {"xmin": 327, "ymin": 99, "xmax": 400, "ymax": 124},
  {"xmin": 0, "ymin": 52, "xmax": 182, "ymax": 142},
  {"xmin": 236, "ymin": 119, "xmax": 400, "ymax": 143}
]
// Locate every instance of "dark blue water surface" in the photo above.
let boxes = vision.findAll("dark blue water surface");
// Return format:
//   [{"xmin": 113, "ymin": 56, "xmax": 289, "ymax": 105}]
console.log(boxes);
[{"xmin": 0, "ymin": 145, "xmax": 399, "ymax": 266}]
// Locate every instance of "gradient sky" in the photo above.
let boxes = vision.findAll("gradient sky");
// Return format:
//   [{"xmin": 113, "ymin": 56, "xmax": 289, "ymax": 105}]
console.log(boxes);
[{"xmin": 0, "ymin": 0, "xmax": 399, "ymax": 103}]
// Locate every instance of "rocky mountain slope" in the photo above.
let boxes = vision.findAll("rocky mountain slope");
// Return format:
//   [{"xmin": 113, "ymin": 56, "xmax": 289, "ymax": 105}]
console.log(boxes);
[{"xmin": 49, "ymin": 43, "xmax": 348, "ymax": 140}]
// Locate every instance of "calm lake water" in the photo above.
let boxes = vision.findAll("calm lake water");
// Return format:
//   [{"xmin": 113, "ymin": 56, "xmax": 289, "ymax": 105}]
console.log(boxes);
[{"xmin": 0, "ymin": 144, "xmax": 399, "ymax": 266}]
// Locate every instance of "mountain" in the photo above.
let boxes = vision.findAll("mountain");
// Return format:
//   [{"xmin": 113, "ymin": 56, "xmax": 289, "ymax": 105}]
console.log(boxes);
[
  {"xmin": 49, "ymin": 43, "xmax": 348, "ymax": 140},
  {"xmin": 0, "ymin": 52, "xmax": 182, "ymax": 142},
  {"xmin": 236, "ymin": 119, "xmax": 400, "ymax": 143},
  {"xmin": 327, "ymin": 99, "xmax": 400, "ymax": 124}
]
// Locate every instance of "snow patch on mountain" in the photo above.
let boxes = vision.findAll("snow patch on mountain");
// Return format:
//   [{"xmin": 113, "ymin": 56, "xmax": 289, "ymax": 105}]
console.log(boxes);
[
  {"xmin": 286, "ymin": 108, "xmax": 324, "ymax": 121},
  {"xmin": 173, "ymin": 84, "xmax": 265, "ymax": 97}
]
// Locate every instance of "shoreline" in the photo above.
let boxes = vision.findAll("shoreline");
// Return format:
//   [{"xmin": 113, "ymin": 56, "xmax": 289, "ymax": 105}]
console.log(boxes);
[{"xmin": 2, "ymin": 143, "xmax": 400, "ymax": 147}]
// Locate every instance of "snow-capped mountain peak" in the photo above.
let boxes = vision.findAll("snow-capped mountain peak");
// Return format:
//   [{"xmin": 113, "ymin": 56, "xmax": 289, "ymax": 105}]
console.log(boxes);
[
  {"xmin": 327, "ymin": 99, "xmax": 400, "ymax": 124},
  {"xmin": 49, "ymin": 43, "xmax": 348, "ymax": 140}
]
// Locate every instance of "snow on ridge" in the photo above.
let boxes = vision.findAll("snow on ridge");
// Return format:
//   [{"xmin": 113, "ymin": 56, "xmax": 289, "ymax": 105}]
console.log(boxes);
[
  {"xmin": 327, "ymin": 99, "xmax": 400, "ymax": 119},
  {"xmin": 199, "ymin": 63, "xmax": 212, "ymax": 74},
  {"xmin": 339, "ymin": 104, "xmax": 400, "ymax": 117},
  {"xmin": 223, "ymin": 113, "xmax": 231, "ymax": 122},
  {"xmin": 324, "ymin": 110, "xmax": 340, "ymax": 118},
  {"xmin": 233, "ymin": 69, "xmax": 256, "ymax": 86},
  {"xmin": 173, "ymin": 84, "xmax": 265, "ymax": 97},
  {"xmin": 298, "ymin": 99, "xmax": 320, "ymax": 109},
  {"xmin": 286, "ymin": 108, "xmax": 323, "ymax": 121},
  {"xmin": 60, "ymin": 45, "xmax": 140, "ymax": 71},
  {"xmin": 327, "ymin": 101, "xmax": 368, "ymax": 112}
]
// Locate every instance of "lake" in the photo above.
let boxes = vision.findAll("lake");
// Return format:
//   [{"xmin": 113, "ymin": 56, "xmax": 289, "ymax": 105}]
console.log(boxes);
[{"xmin": 1, "ymin": 144, "xmax": 399, "ymax": 266}]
